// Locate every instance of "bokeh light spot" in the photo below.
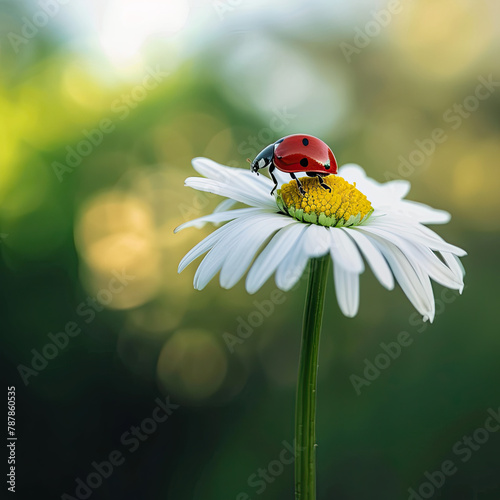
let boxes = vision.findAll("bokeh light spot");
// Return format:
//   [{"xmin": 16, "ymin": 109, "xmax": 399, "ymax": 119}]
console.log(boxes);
[
  {"xmin": 157, "ymin": 329, "xmax": 228, "ymax": 402},
  {"xmin": 75, "ymin": 191, "xmax": 161, "ymax": 309}
]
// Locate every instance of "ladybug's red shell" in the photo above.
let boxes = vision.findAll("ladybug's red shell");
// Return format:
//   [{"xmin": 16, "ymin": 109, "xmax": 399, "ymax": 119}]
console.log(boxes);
[{"xmin": 273, "ymin": 134, "xmax": 338, "ymax": 175}]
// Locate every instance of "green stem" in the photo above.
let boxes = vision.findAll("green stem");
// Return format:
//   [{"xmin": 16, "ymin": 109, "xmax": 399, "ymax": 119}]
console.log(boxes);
[{"xmin": 295, "ymin": 255, "xmax": 330, "ymax": 500}]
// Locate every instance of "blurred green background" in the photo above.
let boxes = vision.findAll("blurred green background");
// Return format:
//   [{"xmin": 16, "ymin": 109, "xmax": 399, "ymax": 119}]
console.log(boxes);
[{"xmin": 1, "ymin": 0, "xmax": 500, "ymax": 499}]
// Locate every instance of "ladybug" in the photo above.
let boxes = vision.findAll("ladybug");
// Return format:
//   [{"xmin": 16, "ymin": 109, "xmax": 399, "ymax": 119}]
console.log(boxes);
[{"xmin": 250, "ymin": 134, "xmax": 338, "ymax": 196}]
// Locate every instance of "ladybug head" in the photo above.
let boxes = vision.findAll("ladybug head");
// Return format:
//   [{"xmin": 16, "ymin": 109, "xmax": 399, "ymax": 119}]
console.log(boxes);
[{"xmin": 250, "ymin": 143, "xmax": 275, "ymax": 174}]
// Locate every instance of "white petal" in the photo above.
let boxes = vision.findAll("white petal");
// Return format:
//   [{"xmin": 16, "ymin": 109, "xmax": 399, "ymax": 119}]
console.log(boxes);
[
  {"xmin": 362, "ymin": 225, "xmax": 462, "ymax": 290},
  {"xmin": 403, "ymin": 244, "xmax": 463, "ymax": 290},
  {"xmin": 178, "ymin": 212, "xmax": 275, "ymax": 273},
  {"xmin": 219, "ymin": 214, "xmax": 294, "ymax": 289},
  {"xmin": 413, "ymin": 223, "xmax": 467, "ymax": 257},
  {"xmin": 382, "ymin": 180, "xmax": 411, "ymax": 199},
  {"xmin": 373, "ymin": 237, "xmax": 434, "ymax": 321},
  {"xmin": 335, "ymin": 164, "xmax": 451, "ymax": 227},
  {"xmin": 192, "ymin": 157, "xmax": 274, "ymax": 193},
  {"xmin": 275, "ymin": 232, "xmax": 310, "ymax": 291},
  {"xmin": 178, "ymin": 217, "xmax": 241, "ymax": 273},
  {"xmin": 192, "ymin": 157, "xmax": 233, "ymax": 180},
  {"xmin": 213, "ymin": 198, "xmax": 238, "ymax": 213},
  {"xmin": 192, "ymin": 157, "xmax": 280, "ymax": 205},
  {"xmin": 195, "ymin": 215, "xmax": 300, "ymax": 292},
  {"xmin": 193, "ymin": 236, "xmax": 236, "ymax": 290},
  {"xmin": 440, "ymin": 252, "xmax": 465, "ymax": 292},
  {"xmin": 345, "ymin": 228, "xmax": 394, "ymax": 290},
  {"xmin": 396, "ymin": 200, "xmax": 451, "ymax": 224},
  {"xmin": 338, "ymin": 163, "xmax": 383, "ymax": 190},
  {"xmin": 333, "ymin": 263, "xmax": 360, "ymax": 318},
  {"xmin": 303, "ymin": 224, "xmax": 331, "ymax": 258},
  {"xmin": 338, "ymin": 164, "xmax": 367, "ymax": 183},
  {"xmin": 365, "ymin": 180, "xmax": 411, "ymax": 206},
  {"xmin": 174, "ymin": 207, "xmax": 270, "ymax": 233},
  {"xmin": 329, "ymin": 228, "xmax": 364, "ymax": 273},
  {"xmin": 358, "ymin": 223, "xmax": 466, "ymax": 257},
  {"xmin": 185, "ymin": 177, "xmax": 276, "ymax": 209},
  {"xmin": 337, "ymin": 166, "xmax": 449, "ymax": 228},
  {"xmin": 246, "ymin": 223, "xmax": 306, "ymax": 294},
  {"xmin": 412, "ymin": 261, "xmax": 435, "ymax": 323}
]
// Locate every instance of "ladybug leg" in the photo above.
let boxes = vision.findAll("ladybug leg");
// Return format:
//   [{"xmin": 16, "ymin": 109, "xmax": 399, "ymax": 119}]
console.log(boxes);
[
  {"xmin": 269, "ymin": 163, "xmax": 279, "ymax": 195},
  {"xmin": 316, "ymin": 174, "xmax": 331, "ymax": 192},
  {"xmin": 290, "ymin": 173, "xmax": 306, "ymax": 196}
]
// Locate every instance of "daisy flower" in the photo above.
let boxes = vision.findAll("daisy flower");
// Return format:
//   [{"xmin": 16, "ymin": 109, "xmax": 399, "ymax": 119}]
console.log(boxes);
[
  {"xmin": 175, "ymin": 157, "xmax": 466, "ymax": 322},
  {"xmin": 175, "ymin": 149, "xmax": 466, "ymax": 500}
]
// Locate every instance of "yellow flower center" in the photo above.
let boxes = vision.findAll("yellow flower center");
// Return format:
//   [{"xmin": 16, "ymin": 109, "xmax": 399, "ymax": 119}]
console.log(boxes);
[{"xmin": 276, "ymin": 175, "xmax": 373, "ymax": 227}]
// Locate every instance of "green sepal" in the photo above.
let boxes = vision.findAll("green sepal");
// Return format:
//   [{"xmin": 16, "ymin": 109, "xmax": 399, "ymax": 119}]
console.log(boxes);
[
  {"xmin": 359, "ymin": 208, "xmax": 374, "ymax": 225},
  {"xmin": 303, "ymin": 212, "xmax": 318, "ymax": 224},
  {"xmin": 275, "ymin": 194, "xmax": 372, "ymax": 228}
]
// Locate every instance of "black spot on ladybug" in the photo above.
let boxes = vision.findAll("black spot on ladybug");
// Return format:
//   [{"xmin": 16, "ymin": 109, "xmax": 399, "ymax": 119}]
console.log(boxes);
[
  {"xmin": 324, "ymin": 163, "xmax": 330, "ymax": 170},
  {"xmin": 300, "ymin": 158, "xmax": 308, "ymax": 167},
  {"xmin": 302, "ymin": 138, "xmax": 309, "ymax": 146}
]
